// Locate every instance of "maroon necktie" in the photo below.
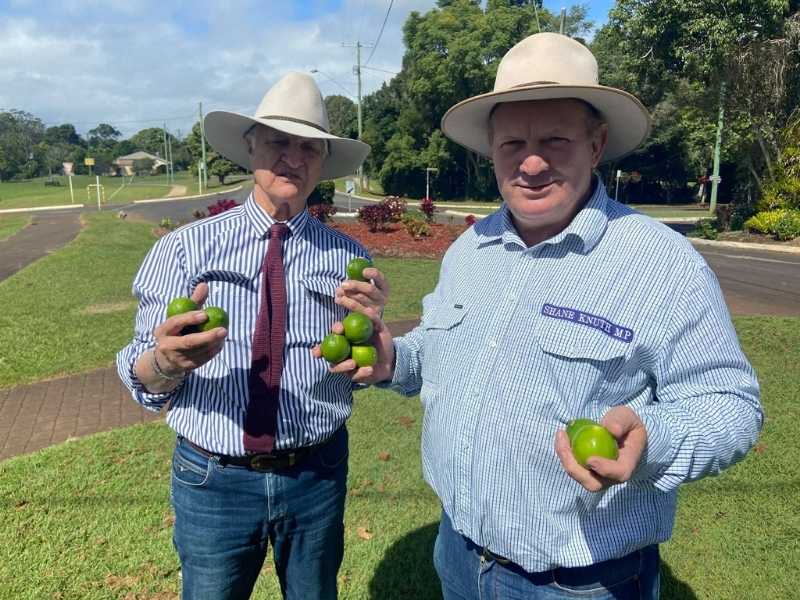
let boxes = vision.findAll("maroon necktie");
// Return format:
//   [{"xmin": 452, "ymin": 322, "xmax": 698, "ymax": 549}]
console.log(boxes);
[{"xmin": 244, "ymin": 222, "xmax": 290, "ymax": 453}]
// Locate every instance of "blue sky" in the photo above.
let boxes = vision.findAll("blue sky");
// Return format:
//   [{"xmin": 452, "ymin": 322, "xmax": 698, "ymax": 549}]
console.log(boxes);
[{"xmin": 0, "ymin": 0, "xmax": 616, "ymax": 138}]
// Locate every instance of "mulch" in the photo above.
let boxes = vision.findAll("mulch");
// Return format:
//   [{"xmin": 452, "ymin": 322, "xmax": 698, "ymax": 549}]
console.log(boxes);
[{"xmin": 330, "ymin": 221, "xmax": 467, "ymax": 259}]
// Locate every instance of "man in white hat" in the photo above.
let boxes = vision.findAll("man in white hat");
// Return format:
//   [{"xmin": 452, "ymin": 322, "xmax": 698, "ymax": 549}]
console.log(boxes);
[
  {"xmin": 330, "ymin": 33, "xmax": 762, "ymax": 597},
  {"xmin": 117, "ymin": 72, "xmax": 388, "ymax": 599}
]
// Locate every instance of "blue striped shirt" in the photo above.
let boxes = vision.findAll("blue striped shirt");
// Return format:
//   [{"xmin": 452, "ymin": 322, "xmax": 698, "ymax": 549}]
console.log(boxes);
[
  {"xmin": 116, "ymin": 192, "xmax": 369, "ymax": 454},
  {"xmin": 389, "ymin": 177, "xmax": 762, "ymax": 572}
]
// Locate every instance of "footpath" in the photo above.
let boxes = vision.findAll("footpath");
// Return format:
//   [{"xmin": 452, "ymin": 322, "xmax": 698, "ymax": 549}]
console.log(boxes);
[{"xmin": 0, "ymin": 195, "xmax": 798, "ymax": 461}]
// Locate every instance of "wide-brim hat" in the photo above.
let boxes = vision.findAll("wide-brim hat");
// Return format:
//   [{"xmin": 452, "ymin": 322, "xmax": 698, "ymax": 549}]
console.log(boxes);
[
  {"xmin": 441, "ymin": 33, "xmax": 651, "ymax": 164},
  {"xmin": 203, "ymin": 72, "xmax": 370, "ymax": 180}
]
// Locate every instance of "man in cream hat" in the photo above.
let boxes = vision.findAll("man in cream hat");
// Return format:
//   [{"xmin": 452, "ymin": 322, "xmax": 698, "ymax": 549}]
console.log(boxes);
[
  {"xmin": 118, "ymin": 72, "xmax": 388, "ymax": 599},
  {"xmin": 333, "ymin": 33, "xmax": 762, "ymax": 598}
]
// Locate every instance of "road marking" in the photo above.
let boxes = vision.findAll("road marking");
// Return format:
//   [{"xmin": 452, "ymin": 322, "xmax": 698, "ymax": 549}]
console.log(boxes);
[{"xmin": 701, "ymin": 251, "xmax": 800, "ymax": 266}]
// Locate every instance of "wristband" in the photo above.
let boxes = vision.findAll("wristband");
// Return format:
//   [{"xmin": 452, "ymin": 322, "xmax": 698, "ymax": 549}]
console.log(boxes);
[{"xmin": 150, "ymin": 346, "xmax": 185, "ymax": 382}]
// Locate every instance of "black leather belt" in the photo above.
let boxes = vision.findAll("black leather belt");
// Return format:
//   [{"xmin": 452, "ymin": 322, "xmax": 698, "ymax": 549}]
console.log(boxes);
[{"xmin": 184, "ymin": 437, "xmax": 327, "ymax": 472}]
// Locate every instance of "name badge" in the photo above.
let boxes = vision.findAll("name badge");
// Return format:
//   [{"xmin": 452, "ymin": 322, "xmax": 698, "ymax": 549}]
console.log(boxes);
[{"xmin": 541, "ymin": 303, "xmax": 634, "ymax": 343}]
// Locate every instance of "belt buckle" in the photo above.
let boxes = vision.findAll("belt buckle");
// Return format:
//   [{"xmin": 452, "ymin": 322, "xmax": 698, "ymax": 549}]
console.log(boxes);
[
  {"xmin": 249, "ymin": 454, "xmax": 276, "ymax": 471},
  {"xmin": 482, "ymin": 547, "xmax": 511, "ymax": 565}
]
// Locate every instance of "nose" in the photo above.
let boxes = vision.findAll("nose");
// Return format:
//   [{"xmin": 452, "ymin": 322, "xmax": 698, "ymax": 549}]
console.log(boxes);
[
  {"xmin": 281, "ymin": 141, "xmax": 305, "ymax": 168},
  {"xmin": 519, "ymin": 148, "xmax": 549, "ymax": 176}
]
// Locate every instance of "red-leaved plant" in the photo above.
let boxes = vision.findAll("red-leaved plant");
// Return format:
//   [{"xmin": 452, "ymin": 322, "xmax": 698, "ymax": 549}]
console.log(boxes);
[
  {"xmin": 465, "ymin": 214, "xmax": 477, "ymax": 226},
  {"xmin": 207, "ymin": 198, "xmax": 240, "ymax": 215},
  {"xmin": 308, "ymin": 203, "xmax": 337, "ymax": 223},
  {"xmin": 420, "ymin": 197, "xmax": 438, "ymax": 222}
]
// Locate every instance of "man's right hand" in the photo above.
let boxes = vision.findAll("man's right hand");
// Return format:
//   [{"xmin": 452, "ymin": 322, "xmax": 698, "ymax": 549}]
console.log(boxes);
[
  {"xmin": 151, "ymin": 282, "xmax": 228, "ymax": 376},
  {"xmin": 311, "ymin": 315, "xmax": 395, "ymax": 385}
]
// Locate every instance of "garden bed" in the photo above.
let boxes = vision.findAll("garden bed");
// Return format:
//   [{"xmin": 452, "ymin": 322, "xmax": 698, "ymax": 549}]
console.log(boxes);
[{"xmin": 330, "ymin": 221, "xmax": 468, "ymax": 258}]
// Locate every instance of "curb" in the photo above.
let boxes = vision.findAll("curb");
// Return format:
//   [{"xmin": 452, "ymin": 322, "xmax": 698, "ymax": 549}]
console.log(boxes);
[
  {"xmin": 0, "ymin": 204, "xmax": 85, "ymax": 214},
  {"xmin": 133, "ymin": 185, "xmax": 244, "ymax": 204}
]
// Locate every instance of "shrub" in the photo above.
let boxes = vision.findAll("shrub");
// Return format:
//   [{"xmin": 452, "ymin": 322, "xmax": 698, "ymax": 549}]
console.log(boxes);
[
  {"xmin": 691, "ymin": 218, "xmax": 719, "ymax": 240},
  {"xmin": 193, "ymin": 209, "xmax": 207, "ymax": 220},
  {"xmin": 207, "ymin": 198, "xmax": 239, "ymax": 216},
  {"xmin": 420, "ymin": 197, "xmax": 438, "ymax": 222},
  {"xmin": 308, "ymin": 203, "xmax": 337, "ymax": 223},
  {"xmin": 357, "ymin": 196, "xmax": 407, "ymax": 232},
  {"xmin": 381, "ymin": 196, "xmax": 407, "ymax": 222},
  {"xmin": 308, "ymin": 180, "xmax": 336, "ymax": 206},
  {"xmin": 465, "ymin": 214, "xmax": 477, "ymax": 226},
  {"xmin": 401, "ymin": 211, "xmax": 431, "ymax": 239},
  {"xmin": 745, "ymin": 209, "xmax": 788, "ymax": 234},
  {"xmin": 773, "ymin": 211, "xmax": 800, "ymax": 241}
]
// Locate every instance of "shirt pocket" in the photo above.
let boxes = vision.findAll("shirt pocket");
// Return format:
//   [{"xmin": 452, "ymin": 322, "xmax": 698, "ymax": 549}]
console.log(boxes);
[
  {"xmin": 533, "ymin": 320, "xmax": 632, "ymax": 419},
  {"xmin": 296, "ymin": 276, "xmax": 347, "ymax": 342},
  {"xmin": 421, "ymin": 303, "xmax": 469, "ymax": 386}
]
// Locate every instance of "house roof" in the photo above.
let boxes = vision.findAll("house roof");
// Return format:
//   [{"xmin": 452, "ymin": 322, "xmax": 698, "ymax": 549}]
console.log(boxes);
[{"xmin": 115, "ymin": 150, "xmax": 167, "ymax": 164}]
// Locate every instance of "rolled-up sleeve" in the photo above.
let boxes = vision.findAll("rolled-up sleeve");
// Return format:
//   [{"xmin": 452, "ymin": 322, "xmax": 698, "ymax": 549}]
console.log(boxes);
[
  {"xmin": 631, "ymin": 265, "xmax": 763, "ymax": 492},
  {"xmin": 116, "ymin": 232, "xmax": 192, "ymax": 411}
]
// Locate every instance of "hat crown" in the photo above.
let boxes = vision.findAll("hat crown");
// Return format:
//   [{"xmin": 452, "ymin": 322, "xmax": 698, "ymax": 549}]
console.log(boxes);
[
  {"xmin": 254, "ymin": 71, "xmax": 330, "ymax": 132},
  {"xmin": 494, "ymin": 32, "xmax": 598, "ymax": 91}
]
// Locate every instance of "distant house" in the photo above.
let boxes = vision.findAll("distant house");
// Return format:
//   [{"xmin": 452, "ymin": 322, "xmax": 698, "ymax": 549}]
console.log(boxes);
[{"xmin": 114, "ymin": 151, "xmax": 168, "ymax": 176}]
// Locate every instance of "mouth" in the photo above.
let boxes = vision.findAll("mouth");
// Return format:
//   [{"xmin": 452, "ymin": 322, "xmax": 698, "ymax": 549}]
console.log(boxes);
[
  {"xmin": 515, "ymin": 181, "xmax": 555, "ymax": 194},
  {"xmin": 276, "ymin": 172, "xmax": 302, "ymax": 183}
]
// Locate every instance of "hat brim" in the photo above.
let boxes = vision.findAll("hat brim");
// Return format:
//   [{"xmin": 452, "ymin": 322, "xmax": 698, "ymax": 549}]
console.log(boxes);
[
  {"xmin": 440, "ymin": 85, "xmax": 651, "ymax": 164},
  {"xmin": 203, "ymin": 111, "xmax": 370, "ymax": 180}
]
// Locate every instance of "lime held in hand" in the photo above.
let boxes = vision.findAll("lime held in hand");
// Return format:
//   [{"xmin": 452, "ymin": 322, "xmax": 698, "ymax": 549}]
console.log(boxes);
[
  {"xmin": 321, "ymin": 333, "xmax": 351, "ymax": 364},
  {"xmin": 566, "ymin": 418, "xmax": 597, "ymax": 443},
  {"xmin": 200, "ymin": 306, "xmax": 229, "ymax": 332},
  {"xmin": 570, "ymin": 423, "xmax": 619, "ymax": 468},
  {"xmin": 166, "ymin": 296, "xmax": 198, "ymax": 318},
  {"xmin": 346, "ymin": 257, "xmax": 372, "ymax": 282},
  {"xmin": 351, "ymin": 344, "xmax": 378, "ymax": 368},
  {"xmin": 343, "ymin": 312, "xmax": 374, "ymax": 344}
]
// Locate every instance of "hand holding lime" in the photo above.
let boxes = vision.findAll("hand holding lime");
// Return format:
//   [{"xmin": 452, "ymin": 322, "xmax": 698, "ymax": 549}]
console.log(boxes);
[
  {"xmin": 569, "ymin": 421, "xmax": 619, "ymax": 468},
  {"xmin": 199, "ymin": 306, "xmax": 229, "ymax": 332},
  {"xmin": 346, "ymin": 257, "xmax": 372, "ymax": 282},
  {"xmin": 167, "ymin": 296, "xmax": 198, "ymax": 318},
  {"xmin": 566, "ymin": 418, "xmax": 597, "ymax": 443},
  {"xmin": 351, "ymin": 344, "xmax": 378, "ymax": 367},
  {"xmin": 166, "ymin": 296, "xmax": 228, "ymax": 335}
]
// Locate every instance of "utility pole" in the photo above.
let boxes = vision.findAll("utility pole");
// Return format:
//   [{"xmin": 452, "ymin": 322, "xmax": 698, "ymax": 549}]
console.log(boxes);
[
  {"xmin": 343, "ymin": 40, "xmax": 373, "ymax": 190},
  {"xmin": 559, "ymin": 8, "xmax": 566, "ymax": 34},
  {"xmin": 167, "ymin": 127, "xmax": 174, "ymax": 183},
  {"xmin": 709, "ymin": 82, "xmax": 726, "ymax": 215},
  {"xmin": 162, "ymin": 124, "xmax": 169, "ymax": 182},
  {"xmin": 199, "ymin": 102, "xmax": 208, "ymax": 191}
]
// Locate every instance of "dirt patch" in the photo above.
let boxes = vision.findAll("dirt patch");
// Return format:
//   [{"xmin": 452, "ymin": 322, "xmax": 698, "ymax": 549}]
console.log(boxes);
[
  {"xmin": 715, "ymin": 230, "xmax": 800, "ymax": 248},
  {"xmin": 166, "ymin": 185, "xmax": 188, "ymax": 197},
  {"xmin": 81, "ymin": 301, "xmax": 137, "ymax": 315}
]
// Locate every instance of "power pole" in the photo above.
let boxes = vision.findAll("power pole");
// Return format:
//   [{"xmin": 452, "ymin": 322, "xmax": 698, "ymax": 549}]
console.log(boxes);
[
  {"xmin": 709, "ymin": 82, "xmax": 726, "ymax": 215},
  {"xmin": 162, "ymin": 124, "xmax": 169, "ymax": 182},
  {"xmin": 559, "ymin": 8, "xmax": 566, "ymax": 34},
  {"xmin": 199, "ymin": 102, "xmax": 208, "ymax": 191},
  {"xmin": 167, "ymin": 127, "xmax": 174, "ymax": 183},
  {"xmin": 343, "ymin": 40, "xmax": 373, "ymax": 190}
]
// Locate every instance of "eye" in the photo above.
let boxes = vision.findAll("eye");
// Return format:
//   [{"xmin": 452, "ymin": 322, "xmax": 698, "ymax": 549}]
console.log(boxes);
[
  {"xmin": 547, "ymin": 137, "xmax": 570, "ymax": 144},
  {"xmin": 500, "ymin": 139, "xmax": 523, "ymax": 149}
]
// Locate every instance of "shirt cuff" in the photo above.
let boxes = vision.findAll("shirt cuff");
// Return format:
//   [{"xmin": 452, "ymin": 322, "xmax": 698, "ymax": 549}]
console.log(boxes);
[
  {"xmin": 628, "ymin": 407, "xmax": 677, "ymax": 491},
  {"xmin": 126, "ymin": 352, "xmax": 183, "ymax": 412}
]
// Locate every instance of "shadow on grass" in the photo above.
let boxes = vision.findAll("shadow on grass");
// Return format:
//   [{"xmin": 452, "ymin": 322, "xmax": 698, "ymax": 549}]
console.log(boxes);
[
  {"xmin": 369, "ymin": 522, "xmax": 441, "ymax": 600},
  {"xmin": 661, "ymin": 561, "xmax": 699, "ymax": 600},
  {"xmin": 368, "ymin": 523, "xmax": 698, "ymax": 600}
]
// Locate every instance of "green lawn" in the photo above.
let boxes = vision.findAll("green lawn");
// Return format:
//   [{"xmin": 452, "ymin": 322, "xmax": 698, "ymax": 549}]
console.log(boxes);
[
  {"xmin": 0, "ymin": 214, "xmax": 32, "ymax": 241},
  {"xmin": 0, "ymin": 214, "xmax": 438, "ymax": 390},
  {"xmin": 0, "ymin": 317, "xmax": 797, "ymax": 599},
  {"xmin": 0, "ymin": 173, "xmax": 247, "ymax": 210}
]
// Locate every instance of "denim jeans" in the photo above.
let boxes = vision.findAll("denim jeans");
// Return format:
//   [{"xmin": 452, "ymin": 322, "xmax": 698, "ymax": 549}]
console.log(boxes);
[
  {"xmin": 433, "ymin": 511, "xmax": 660, "ymax": 600},
  {"xmin": 170, "ymin": 427, "xmax": 349, "ymax": 600}
]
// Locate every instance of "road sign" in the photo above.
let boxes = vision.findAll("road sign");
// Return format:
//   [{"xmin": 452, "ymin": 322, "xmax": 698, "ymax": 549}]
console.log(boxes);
[
  {"xmin": 84, "ymin": 158, "xmax": 95, "ymax": 166},
  {"xmin": 345, "ymin": 179, "xmax": 355, "ymax": 194},
  {"xmin": 709, "ymin": 175, "xmax": 722, "ymax": 183}
]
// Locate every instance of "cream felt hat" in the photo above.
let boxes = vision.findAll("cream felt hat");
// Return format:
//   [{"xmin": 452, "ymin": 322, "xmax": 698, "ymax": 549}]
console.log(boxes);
[
  {"xmin": 203, "ymin": 72, "xmax": 370, "ymax": 180},
  {"xmin": 440, "ymin": 33, "xmax": 651, "ymax": 163}
]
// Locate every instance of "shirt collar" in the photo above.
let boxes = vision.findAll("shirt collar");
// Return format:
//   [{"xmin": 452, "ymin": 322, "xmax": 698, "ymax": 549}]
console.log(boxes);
[
  {"xmin": 474, "ymin": 174, "xmax": 610, "ymax": 254},
  {"xmin": 244, "ymin": 191, "xmax": 310, "ymax": 240}
]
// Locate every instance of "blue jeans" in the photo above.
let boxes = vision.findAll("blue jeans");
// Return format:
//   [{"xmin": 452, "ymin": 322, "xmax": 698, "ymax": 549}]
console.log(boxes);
[
  {"xmin": 433, "ymin": 511, "xmax": 660, "ymax": 599},
  {"xmin": 170, "ymin": 427, "xmax": 349, "ymax": 600}
]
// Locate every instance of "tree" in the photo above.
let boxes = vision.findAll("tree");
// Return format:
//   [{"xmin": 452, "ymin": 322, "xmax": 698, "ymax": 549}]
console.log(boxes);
[
  {"xmin": 44, "ymin": 124, "xmax": 83, "ymax": 147},
  {"xmin": 324, "ymin": 95, "xmax": 358, "ymax": 139},
  {"xmin": 87, "ymin": 123, "xmax": 121, "ymax": 151},
  {"xmin": 208, "ymin": 155, "xmax": 239, "ymax": 184},
  {"xmin": 0, "ymin": 110, "xmax": 45, "ymax": 180},
  {"xmin": 129, "ymin": 127, "xmax": 174, "ymax": 156}
]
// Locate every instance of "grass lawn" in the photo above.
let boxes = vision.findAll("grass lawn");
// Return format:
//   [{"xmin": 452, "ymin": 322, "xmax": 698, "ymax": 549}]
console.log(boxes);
[
  {"xmin": 0, "ymin": 213, "xmax": 439, "ymax": 390},
  {"xmin": 0, "ymin": 316, "xmax": 797, "ymax": 599},
  {"xmin": 0, "ymin": 214, "xmax": 32, "ymax": 241},
  {"xmin": 0, "ymin": 173, "xmax": 246, "ymax": 210}
]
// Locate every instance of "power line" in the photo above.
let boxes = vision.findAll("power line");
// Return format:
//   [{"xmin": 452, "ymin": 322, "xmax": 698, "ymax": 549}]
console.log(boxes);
[
  {"xmin": 364, "ymin": 0, "xmax": 394, "ymax": 65},
  {"xmin": 42, "ymin": 114, "xmax": 196, "ymax": 127}
]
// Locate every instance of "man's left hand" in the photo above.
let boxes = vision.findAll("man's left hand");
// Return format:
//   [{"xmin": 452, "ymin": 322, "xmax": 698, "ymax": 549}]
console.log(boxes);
[
  {"xmin": 554, "ymin": 406, "xmax": 648, "ymax": 492},
  {"xmin": 335, "ymin": 266, "xmax": 389, "ymax": 318}
]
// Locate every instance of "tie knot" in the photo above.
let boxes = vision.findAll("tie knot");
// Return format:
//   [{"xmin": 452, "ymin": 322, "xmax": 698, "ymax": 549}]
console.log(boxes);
[{"xmin": 269, "ymin": 223, "xmax": 290, "ymax": 240}]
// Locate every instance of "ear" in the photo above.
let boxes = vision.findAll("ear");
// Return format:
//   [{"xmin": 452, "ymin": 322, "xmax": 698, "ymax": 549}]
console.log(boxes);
[{"xmin": 590, "ymin": 124, "xmax": 609, "ymax": 168}]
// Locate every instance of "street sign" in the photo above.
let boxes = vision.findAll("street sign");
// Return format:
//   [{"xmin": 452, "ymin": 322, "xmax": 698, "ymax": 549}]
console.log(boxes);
[
  {"xmin": 709, "ymin": 175, "xmax": 722, "ymax": 183},
  {"xmin": 84, "ymin": 158, "xmax": 95, "ymax": 166},
  {"xmin": 616, "ymin": 169, "xmax": 622, "ymax": 179},
  {"xmin": 345, "ymin": 179, "xmax": 355, "ymax": 194}
]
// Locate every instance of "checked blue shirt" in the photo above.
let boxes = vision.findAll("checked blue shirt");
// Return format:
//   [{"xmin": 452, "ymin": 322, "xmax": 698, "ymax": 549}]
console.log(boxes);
[{"xmin": 389, "ymin": 177, "xmax": 762, "ymax": 573}]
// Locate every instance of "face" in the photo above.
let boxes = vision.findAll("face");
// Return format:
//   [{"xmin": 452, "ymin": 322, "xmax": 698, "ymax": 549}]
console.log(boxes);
[
  {"xmin": 490, "ymin": 99, "xmax": 608, "ymax": 246},
  {"xmin": 248, "ymin": 125, "xmax": 325, "ymax": 219}
]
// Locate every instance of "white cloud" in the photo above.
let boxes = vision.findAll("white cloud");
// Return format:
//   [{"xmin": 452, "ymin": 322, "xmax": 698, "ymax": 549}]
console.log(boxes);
[{"xmin": 0, "ymin": 0, "xmax": 439, "ymax": 138}]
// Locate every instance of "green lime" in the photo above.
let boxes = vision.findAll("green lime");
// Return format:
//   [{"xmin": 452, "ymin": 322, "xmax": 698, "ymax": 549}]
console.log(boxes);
[
  {"xmin": 343, "ymin": 311, "xmax": 374, "ymax": 344},
  {"xmin": 346, "ymin": 257, "xmax": 372, "ymax": 282},
  {"xmin": 351, "ymin": 344, "xmax": 378, "ymax": 367},
  {"xmin": 166, "ymin": 296, "xmax": 198, "ymax": 318},
  {"xmin": 566, "ymin": 418, "xmax": 597, "ymax": 444},
  {"xmin": 571, "ymin": 424, "xmax": 619, "ymax": 468},
  {"xmin": 321, "ymin": 333, "xmax": 351, "ymax": 364},
  {"xmin": 199, "ymin": 306, "xmax": 229, "ymax": 332}
]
